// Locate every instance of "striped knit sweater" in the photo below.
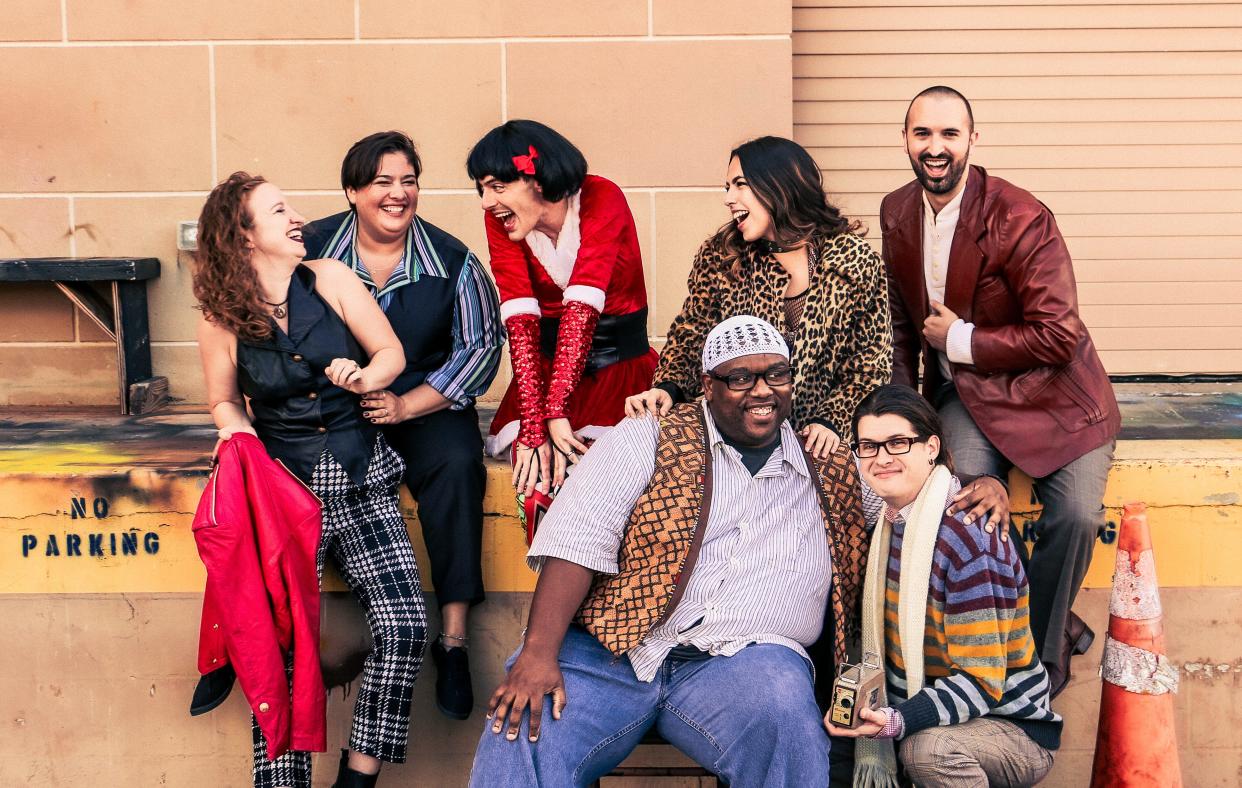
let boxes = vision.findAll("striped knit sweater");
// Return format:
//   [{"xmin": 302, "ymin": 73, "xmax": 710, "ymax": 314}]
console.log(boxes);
[{"xmin": 884, "ymin": 509, "xmax": 1063, "ymax": 750}]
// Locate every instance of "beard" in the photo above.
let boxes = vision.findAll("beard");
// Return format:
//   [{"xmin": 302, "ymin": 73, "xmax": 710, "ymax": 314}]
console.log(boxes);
[{"xmin": 910, "ymin": 151, "xmax": 969, "ymax": 195}]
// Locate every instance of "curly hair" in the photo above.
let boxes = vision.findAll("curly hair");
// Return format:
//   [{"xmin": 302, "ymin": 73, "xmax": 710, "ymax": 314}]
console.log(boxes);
[
  {"xmin": 192, "ymin": 172, "xmax": 272, "ymax": 342},
  {"xmin": 714, "ymin": 136, "xmax": 862, "ymax": 278}
]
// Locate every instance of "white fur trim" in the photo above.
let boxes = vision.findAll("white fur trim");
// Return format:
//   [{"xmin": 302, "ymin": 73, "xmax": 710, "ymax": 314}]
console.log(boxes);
[
  {"xmin": 562, "ymin": 285, "xmax": 606, "ymax": 312},
  {"xmin": 499, "ymin": 297, "xmax": 541, "ymax": 322},
  {"xmin": 485, "ymin": 419, "xmax": 614, "ymax": 459},
  {"xmin": 525, "ymin": 192, "xmax": 581, "ymax": 290},
  {"xmin": 485, "ymin": 420, "xmax": 521, "ymax": 458}
]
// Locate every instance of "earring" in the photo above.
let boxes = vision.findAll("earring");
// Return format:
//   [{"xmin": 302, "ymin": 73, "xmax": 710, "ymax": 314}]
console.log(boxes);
[{"xmin": 928, "ymin": 458, "xmax": 934, "ymax": 466}]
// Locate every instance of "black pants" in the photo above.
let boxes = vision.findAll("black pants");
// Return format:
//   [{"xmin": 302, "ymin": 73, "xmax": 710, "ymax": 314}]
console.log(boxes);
[{"xmin": 383, "ymin": 405, "xmax": 487, "ymax": 607}]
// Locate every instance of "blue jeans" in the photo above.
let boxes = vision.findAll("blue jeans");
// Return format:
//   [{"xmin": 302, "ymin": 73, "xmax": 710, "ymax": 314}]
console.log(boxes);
[{"xmin": 469, "ymin": 626, "xmax": 830, "ymax": 787}]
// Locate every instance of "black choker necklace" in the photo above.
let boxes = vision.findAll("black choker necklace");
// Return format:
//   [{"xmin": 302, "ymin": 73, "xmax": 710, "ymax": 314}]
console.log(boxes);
[
  {"xmin": 263, "ymin": 298, "xmax": 289, "ymax": 319},
  {"xmin": 761, "ymin": 239, "xmax": 800, "ymax": 254}
]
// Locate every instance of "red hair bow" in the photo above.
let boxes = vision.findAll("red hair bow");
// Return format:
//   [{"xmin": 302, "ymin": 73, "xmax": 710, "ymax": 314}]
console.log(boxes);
[{"xmin": 512, "ymin": 145, "xmax": 539, "ymax": 175}]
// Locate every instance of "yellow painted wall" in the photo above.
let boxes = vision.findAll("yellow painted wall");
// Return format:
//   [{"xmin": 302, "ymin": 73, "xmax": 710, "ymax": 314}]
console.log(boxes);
[
  {"xmin": 4, "ymin": 437, "xmax": 1240, "ymax": 594},
  {"xmin": 0, "ymin": 0, "xmax": 793, "ymax": 406}
]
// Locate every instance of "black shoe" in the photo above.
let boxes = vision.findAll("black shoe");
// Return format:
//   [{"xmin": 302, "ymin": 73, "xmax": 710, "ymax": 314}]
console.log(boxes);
[
  {"xmin": 1047, "ymin": 612, "xmax": 1095, "ymax": 699},
  {"xmin": 331, "ymin": 749, "xmax": 379, "ymax": 788},
  {"xmin": 431, "ymin": 638, "xmax": 474, "ymax": 720},
  {"xmin": 189, "ymin": 663, "xmax": 235, "ymax": 716}
]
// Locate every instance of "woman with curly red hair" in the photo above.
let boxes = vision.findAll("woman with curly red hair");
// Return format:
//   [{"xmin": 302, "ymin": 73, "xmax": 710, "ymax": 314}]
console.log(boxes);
[
  {"xmin": 465, "ymin": 120, "xmax": 658, "ymax": 522},
  {"xmin": 194, "ymin": 172, "xmax": 425, "ymax": 788}
]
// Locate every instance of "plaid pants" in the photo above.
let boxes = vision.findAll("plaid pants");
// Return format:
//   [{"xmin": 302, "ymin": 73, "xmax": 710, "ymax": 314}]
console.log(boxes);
[{"xmin": 253, "ymin": 437, "xmax": 428, "ymax": 788}]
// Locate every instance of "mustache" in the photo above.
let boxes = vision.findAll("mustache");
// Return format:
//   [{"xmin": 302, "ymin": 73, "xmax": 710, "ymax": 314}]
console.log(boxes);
[{"xmin": 918, "ymin": 152, "xmax": 955, "ymax": 163}]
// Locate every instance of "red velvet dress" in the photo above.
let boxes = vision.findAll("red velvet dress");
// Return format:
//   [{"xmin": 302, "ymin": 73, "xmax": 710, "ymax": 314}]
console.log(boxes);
[{"xmin": 485, "ymin": 174, "xmax": 657, "ymax": 457}]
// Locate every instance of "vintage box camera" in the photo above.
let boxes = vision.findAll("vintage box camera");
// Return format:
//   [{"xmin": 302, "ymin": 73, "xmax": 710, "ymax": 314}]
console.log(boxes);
[{"xmin": 828, "ymin": 652, "xmax": 885, "ymax": 729}]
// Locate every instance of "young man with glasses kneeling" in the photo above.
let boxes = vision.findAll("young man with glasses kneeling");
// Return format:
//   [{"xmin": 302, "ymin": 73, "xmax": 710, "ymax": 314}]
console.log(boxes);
[{"xmin": 827, "ymin": 384, "xmax": 1061, "ymax": 788}]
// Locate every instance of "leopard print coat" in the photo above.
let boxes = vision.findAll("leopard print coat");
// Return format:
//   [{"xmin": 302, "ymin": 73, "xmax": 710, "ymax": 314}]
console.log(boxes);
[{"xmin": 654, "ymin": 231, "xmax": 892, "ymax": 437}]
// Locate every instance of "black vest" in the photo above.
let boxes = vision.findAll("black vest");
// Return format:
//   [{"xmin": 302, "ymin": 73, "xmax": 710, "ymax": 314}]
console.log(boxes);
[
  {"xmin": 235, "ymin": 265, "xmax": 376, "ymax": 486},
  {"xmin": 303, "ymin": 211, "xmax": 469, "ymax": 397}
]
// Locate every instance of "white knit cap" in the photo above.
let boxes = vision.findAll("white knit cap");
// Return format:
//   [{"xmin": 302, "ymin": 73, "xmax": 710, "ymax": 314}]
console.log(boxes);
[{"xmin": 701, "ymin": 315, "xmax": 790, "ymax": 372}]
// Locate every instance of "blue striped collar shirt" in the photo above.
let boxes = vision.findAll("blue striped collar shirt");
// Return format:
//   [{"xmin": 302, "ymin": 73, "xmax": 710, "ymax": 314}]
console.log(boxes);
[
  {"xmin": 528, "ymin": 402, "xmax": 833, "ymax": 682},
  {"xmin": 317, "ymin": 211, "xmax": 504, "ymax": 408}
]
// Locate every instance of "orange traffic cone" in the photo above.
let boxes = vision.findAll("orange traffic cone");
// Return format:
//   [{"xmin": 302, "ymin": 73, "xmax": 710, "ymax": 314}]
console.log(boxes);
[{"xmin": 1089, "ymin": 502, "xmax": 1182, "ymax": 787}]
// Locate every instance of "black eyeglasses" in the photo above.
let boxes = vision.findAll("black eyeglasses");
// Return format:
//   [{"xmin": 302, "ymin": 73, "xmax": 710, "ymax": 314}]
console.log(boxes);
[
  {"xmin": 707, "ymin": 364, "xmax": 794, "ymax": 392},
  {"xmin": 851, "ymin": 436, "xmax": 925, "ymax": 458}
]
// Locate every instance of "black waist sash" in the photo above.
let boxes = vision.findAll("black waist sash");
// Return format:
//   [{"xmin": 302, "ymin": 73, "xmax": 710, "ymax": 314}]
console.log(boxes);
[{"xmin": 540, "ymin": 307, "xmax": 649, "ymax": 374}]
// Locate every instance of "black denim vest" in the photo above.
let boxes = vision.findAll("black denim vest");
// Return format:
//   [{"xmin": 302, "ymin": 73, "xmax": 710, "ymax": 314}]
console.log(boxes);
[
  {"xmin": 302, "ymin": 211, "xmax": 472, "ymax": 398},
  {"xmin": 236, "ymin": 265, "xmax": 376, "ymax": 485}
]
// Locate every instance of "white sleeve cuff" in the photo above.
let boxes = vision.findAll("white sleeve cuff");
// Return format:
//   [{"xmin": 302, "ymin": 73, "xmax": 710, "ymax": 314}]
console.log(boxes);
[
  {"xmin": 499, "ymin": 297, "xmax": 541, "ymax": 322},
  {"xmin": 946, "ymin": 319, "xmax": 975, "ymax": 365},
  {"xmin": 562, "ymin": 284, "xmax": 606, "ymax": 312}
]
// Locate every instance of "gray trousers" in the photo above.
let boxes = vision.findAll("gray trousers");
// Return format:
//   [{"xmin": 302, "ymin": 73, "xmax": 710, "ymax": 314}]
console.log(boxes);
[
  {"xmin": 900, "ymin": 717, "xmax": 1055, "ymax": 787},
  {"xmin": 938, "ymin": 388, "xmax": 1114, "ymax": 663}
]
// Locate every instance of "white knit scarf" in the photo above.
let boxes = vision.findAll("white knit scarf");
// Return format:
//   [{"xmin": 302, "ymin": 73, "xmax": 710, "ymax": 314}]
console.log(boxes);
[{"xmin": 853, "ymin": 464, "xmax": 953, "ymax": 788}]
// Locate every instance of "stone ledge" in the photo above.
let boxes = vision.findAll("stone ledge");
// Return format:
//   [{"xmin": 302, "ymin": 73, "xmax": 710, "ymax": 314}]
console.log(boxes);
[{"xmin": 1, "ymin": 396, "xmax": 1240, "ymax": 594}]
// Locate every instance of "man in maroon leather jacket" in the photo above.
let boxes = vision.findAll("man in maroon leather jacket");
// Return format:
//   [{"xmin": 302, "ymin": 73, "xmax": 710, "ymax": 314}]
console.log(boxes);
[{"xmin": 880, "ymin": 86, "xmax": 1120, "ymax": 696}]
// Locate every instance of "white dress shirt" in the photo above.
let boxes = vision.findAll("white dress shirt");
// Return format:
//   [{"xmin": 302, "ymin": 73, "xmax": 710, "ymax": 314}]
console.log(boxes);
[{"xmin": 921, "ymin": 175, "xmax": 976, "ymax": 378}]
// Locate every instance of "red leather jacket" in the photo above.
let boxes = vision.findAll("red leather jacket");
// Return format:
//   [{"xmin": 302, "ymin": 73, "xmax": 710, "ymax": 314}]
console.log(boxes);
[
  {"xmin": 881, "ymin": 166, "xmax": 1120, "ymax": 478},
  {"xmin": 193, "ymin": 432, "xmax": 326, "ymax": 759}
]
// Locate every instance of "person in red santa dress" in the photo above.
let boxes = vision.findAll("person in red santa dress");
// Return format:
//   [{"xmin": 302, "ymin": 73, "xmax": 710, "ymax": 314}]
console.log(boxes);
[{"xmin": 466, "ymin": 120, "xmax": 657, "ymax": 531}]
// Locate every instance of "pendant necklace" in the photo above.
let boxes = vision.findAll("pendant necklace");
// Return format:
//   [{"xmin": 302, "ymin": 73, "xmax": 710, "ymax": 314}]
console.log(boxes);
[{"xmin": 263, "ymin": 298, "xmax": 288, "ymax": 319}]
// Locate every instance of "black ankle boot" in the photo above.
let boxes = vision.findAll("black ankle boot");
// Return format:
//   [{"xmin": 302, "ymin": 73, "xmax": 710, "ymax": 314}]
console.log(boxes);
[
  {"xmin": 432, "ymin": 636, "xmax": 474, "ymax": 720},
  {"xmin": 331, "ymin": 749, "xmax": 379, "ymax": 788}
]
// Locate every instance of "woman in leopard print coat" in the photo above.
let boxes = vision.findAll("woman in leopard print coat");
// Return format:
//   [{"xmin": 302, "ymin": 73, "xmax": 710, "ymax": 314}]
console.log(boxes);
[{"xmin": 627, "ymin": 136, "xmax": 891, "ymax": 455}]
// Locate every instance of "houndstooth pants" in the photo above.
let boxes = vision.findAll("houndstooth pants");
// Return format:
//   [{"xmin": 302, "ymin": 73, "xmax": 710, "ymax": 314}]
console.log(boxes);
[{"xmin": 252, "ymin": 437, "xmax": 428, "ymax": 788}]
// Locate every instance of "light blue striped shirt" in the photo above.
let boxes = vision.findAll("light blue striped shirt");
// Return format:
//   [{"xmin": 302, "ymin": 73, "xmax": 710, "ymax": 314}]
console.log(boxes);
[{"xmin": 529, "ymin": 402, "xmax": 833, "ymax": 682}]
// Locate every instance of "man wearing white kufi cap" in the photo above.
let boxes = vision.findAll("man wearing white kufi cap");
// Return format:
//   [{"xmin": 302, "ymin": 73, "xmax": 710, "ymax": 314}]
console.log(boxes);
[{"xmin": 471, "ymin": 316, "xmax": 873, "ymax": 787}]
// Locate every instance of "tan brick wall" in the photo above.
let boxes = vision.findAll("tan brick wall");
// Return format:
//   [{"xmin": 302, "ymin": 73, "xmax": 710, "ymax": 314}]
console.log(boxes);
[{"xmin": 0, "ymin": 2, "xmax": 792, "ymax": 407}]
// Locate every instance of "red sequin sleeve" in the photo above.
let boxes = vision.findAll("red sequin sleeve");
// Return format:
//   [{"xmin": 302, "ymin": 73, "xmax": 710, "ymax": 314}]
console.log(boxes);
[
  {"xmin": 504, "ymin": 313, "xmax": 548, "ymax": 448},
  {"xmin": 544, "ymin": 299, "xmax": 600, "ymax": 421}
]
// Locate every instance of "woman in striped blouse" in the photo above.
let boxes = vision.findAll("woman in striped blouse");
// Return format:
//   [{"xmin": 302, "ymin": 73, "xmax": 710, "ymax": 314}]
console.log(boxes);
[
  {"xmin": 828, "ymin": 384, "xmax": 1061, "ymax": 788},
  {"xmin": 301, "ymin": 131, "xmax": 506, "ymax": 723}
]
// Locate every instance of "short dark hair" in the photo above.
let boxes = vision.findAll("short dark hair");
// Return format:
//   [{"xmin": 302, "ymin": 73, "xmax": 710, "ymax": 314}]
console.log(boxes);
[
  {"xmin": 852, "ymin": 384, "xmax": 954, "ymax": 472},
  {"xmin": 466, "ymin": 119, "xmax": 587, "ymax": 203},
  {"xmin": 904, "ymin": 85, "xmax": 974, "ymax": 132},
  {"xmin": 340, "ymin": 131, "xmax": 422, "ymax": 194}
]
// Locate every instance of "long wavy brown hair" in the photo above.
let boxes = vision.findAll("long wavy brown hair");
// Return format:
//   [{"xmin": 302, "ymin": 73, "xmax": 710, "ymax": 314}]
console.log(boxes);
[
  {"xmin": 715, "ymin": 136, "xmax": 863, "ymax": 278},
  {"xmin": 192, "ymin": 172, "xmax": 273, "ymax": 342}
]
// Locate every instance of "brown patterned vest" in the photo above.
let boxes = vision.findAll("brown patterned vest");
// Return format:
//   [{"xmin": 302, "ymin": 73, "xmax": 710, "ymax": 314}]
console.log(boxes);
[{"xmin": 574, "ymin": 403, "xmax": 871, "ymax": 669}]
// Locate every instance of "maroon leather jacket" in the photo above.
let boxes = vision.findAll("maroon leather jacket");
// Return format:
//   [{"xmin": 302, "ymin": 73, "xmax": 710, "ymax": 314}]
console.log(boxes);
[
  {"xmin": 193, "ymin": 432, "xmax": 325, "ymax": 759},
  {"xmin": 880, "ymin": 165, "xmax": 1119, "ymax": 478}
]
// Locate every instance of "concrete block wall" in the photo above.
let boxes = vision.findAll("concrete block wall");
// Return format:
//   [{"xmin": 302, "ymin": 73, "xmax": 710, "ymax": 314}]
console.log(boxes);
[
  {"xmin": 3, "ymin": 415, "xmax": 1240, "ymax": 785},
  {"xmin": 0, "ymin": 0, "xmax": 793, "ymax": 406}
]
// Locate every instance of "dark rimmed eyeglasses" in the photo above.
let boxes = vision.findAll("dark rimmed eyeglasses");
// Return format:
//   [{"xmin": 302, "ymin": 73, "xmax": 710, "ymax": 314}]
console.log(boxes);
[
  {"xmin": 707, "ymin": 364, "xmax": 793, "ymax": 392},
  {"xmin": 851, "ymin": 436, "xmax": 925, "ymax": 458}
]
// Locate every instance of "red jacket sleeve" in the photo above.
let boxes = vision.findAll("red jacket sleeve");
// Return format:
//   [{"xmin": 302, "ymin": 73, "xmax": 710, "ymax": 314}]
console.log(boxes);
[
  {"xmin": 563, "ymin": 177, "xmax": 631, "ymax": 307},
  {"xmin": 881, "ymin": 195, "xmax": 921, "ymax": 389},
  {"xmin": 192, "ymin": 444, "xmax": 291, "ymax": 758},
  {"xmin": 970, "ymin": 205, "xmax": 1085, "ymax": 371}
]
